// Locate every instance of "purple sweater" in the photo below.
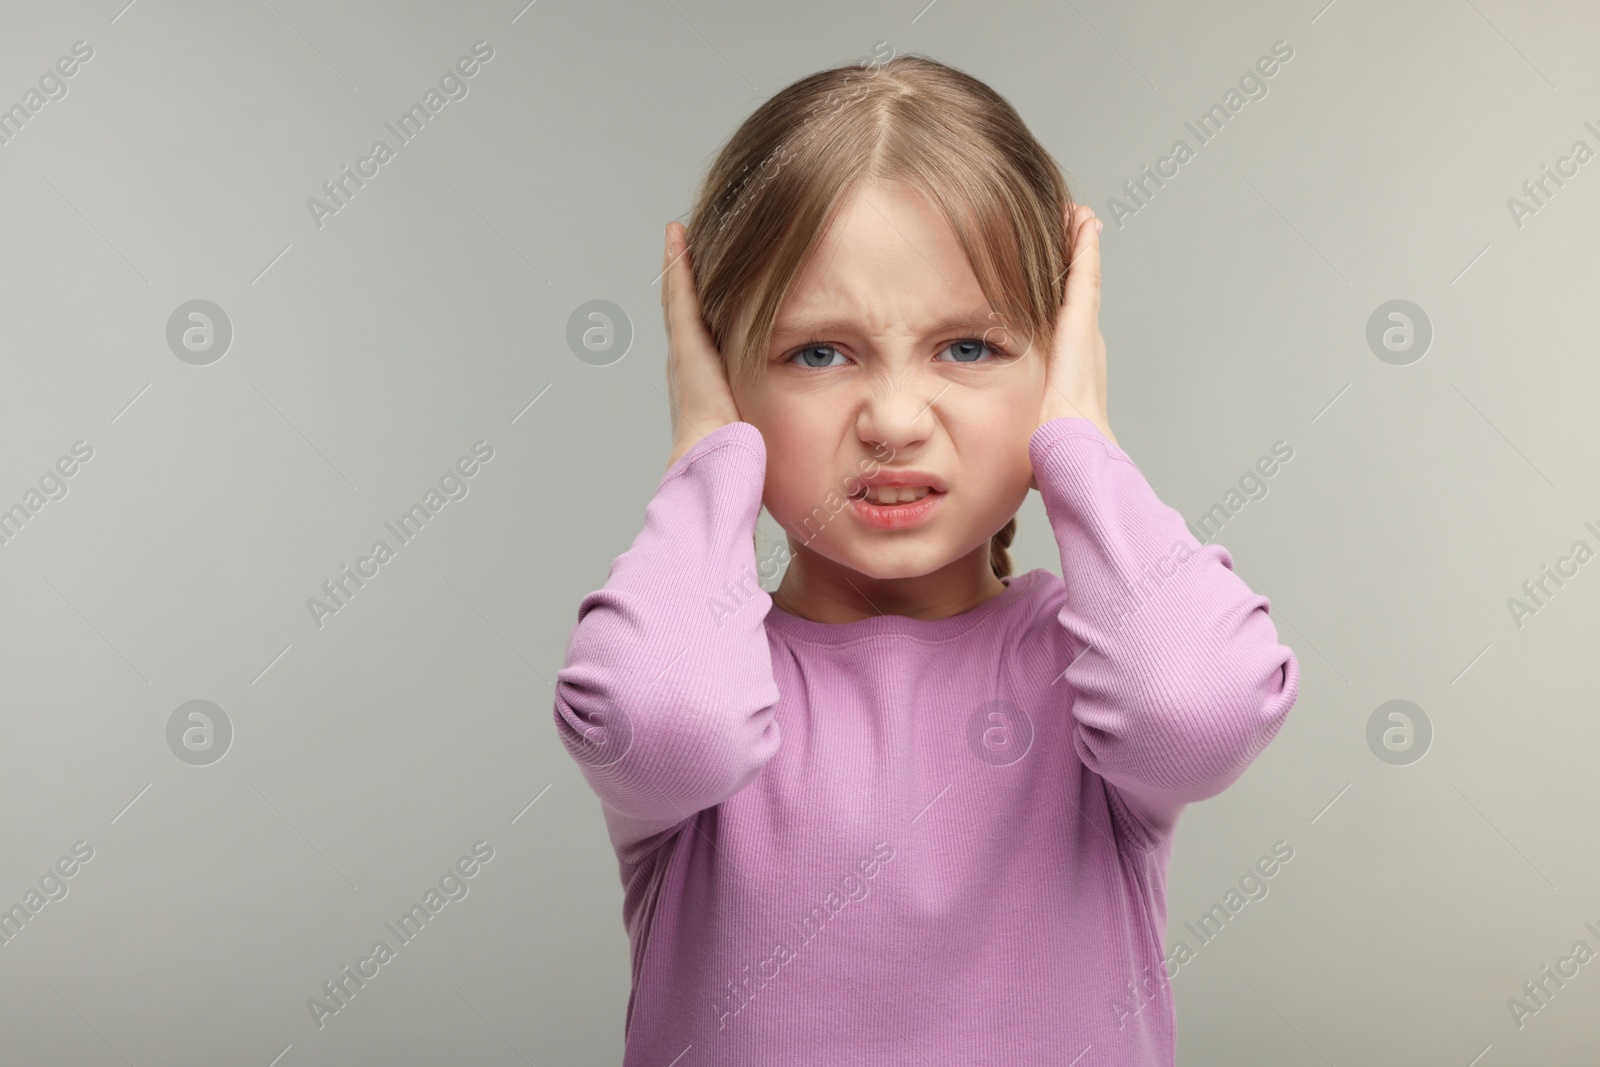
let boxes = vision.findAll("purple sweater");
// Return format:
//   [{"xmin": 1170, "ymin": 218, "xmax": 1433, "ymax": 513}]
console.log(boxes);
[{"xmin": 554, "ymin": 417, "xmax": 1299, "ymax": 1066}]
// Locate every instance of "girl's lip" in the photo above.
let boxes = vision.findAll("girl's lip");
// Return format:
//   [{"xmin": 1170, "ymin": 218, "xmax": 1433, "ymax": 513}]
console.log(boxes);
[
  {"xmin": 857, "ymin": 469, "xmax": 949, "ymax": 493},
  {"xmin": 848, "ymin": 489, "xmax": 945, "ymax": 530}
]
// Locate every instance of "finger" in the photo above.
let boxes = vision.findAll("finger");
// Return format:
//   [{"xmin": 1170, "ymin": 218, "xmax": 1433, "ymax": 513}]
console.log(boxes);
[
  {"xmin": 662, "ymin": 224, "xmax": 713, "ymax": 351},
  {"xmin": 662, "ymin": 224, "xmax": 686, "ymax": 348},
  {"xmin": 1059, "ymin": 204, "xmax": 1102, "ymax": 336},
  {"xmin": 1054, "ymin": 204, "xmax": 1097, "ymax": 290},
  {"xmin": 661, "ymin": 223, "xmax": 681, "ymax": 320}
]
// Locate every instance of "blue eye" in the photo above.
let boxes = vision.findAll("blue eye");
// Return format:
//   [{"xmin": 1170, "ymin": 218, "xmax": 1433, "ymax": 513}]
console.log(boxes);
[
  {"xmin": 938, "ymin": 337, "xmax": 1004, "ymax": 363},
  {"xmin": 783, "ymin": 336, "xmax": 1011, "ymax": 368},
  {"xmin": 787, "ymin": 342, "xmax": 849, "ymax": 369}
]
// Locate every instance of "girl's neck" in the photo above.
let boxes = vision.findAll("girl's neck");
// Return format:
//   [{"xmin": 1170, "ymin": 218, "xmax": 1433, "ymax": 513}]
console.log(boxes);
[{"xmin": 769, "ymin": 543, "xmax": 1008, "ymax": 624}]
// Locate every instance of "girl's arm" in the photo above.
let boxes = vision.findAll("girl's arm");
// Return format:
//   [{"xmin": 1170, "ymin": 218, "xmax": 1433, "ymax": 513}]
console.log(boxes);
[
  {"xmin": 1029, "ymin": 416, "xmax": 1300, "ymax": 846},
  {"xmin": 553, "ymin": 421, "xmax": 781, "ymax": 867}
]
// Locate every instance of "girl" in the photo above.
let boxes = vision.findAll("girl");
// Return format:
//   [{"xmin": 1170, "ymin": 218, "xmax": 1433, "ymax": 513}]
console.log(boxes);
[{"xmin": 555, "ymin": 53, "xmax": 1298, "ymax": 1066}]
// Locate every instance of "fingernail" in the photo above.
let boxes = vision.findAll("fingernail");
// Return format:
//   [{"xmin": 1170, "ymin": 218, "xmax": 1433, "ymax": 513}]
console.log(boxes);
[{"xmin": 1093, "ymin": 219, "xmax": 1103, "ymax": 236}]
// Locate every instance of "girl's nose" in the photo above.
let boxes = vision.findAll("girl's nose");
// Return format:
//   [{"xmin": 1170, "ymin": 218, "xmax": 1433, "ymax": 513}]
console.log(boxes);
[{"xmin": 854, "ymin": 374, "xmax": 941, "ymax": 456}]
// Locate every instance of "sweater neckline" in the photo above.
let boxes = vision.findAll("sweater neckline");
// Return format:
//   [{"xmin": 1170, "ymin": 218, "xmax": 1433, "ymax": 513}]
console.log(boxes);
[{"xmin": 763, "ymin": 569, "xmax": 1043, "ymax": 645}]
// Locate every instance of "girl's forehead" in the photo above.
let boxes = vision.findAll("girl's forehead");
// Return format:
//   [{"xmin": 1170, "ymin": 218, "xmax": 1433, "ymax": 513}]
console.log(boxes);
[
  {"xmin": 779, "ymin": 260, "xmax": 991, "ymax": 330},
  {"xmin": 773, "ymin": 299, "xmax": 1006, "ymax": 341},
  {"xmin": 817, "ymin": 185, "xmax": 962, "ymax": 253}
]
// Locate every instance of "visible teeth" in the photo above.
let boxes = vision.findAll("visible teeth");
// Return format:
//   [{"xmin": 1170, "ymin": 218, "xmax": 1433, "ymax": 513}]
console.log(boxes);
[{"xmin": 864, "ymin": 485, "xmax": 932, "ymax": 504}]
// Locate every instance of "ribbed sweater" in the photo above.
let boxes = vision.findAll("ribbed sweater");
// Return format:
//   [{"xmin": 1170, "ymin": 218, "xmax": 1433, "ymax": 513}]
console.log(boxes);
[{"xmin": 554, "ymin": 417, "xmax": 1299, "ymax": 1066}]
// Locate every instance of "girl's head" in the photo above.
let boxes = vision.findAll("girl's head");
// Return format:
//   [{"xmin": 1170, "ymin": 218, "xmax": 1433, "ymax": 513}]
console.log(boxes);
[{"xmin": 684, "ymin": 52, "xmax": 1078, "ymax": 585}]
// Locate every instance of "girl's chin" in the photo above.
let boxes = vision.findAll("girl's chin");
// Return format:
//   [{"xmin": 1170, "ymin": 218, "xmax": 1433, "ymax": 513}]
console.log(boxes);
[{"xmin": 819, "ymin": 541, "xmax": 957, "ymax": 582}]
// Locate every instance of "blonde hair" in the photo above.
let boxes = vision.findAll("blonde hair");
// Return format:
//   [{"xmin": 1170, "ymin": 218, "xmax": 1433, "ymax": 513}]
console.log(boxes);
[{"xmin": 685, "ymin": 52, "xmax": 1078, "ymax": 578}]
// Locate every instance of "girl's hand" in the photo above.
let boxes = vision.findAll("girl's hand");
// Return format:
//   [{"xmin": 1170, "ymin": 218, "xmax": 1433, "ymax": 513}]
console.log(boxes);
[
  {"xmin": 662, "ymin": 222, "xmax": 743, "ymax": 472},
  {"xmin": 1030, "ymin": 204, "xmax": 1116, "ymax": 490}
]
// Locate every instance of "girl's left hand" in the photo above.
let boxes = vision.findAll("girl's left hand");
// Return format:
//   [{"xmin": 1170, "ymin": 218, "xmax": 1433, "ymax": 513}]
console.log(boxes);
[{"xmin": 1030, "ymin": 203, "xmax": 1116, "ymax": 491}]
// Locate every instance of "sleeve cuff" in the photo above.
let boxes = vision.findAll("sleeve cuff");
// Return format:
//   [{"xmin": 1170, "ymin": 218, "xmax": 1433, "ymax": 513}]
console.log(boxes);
[
  {"xmin": 1028, "ymin": 415, "xmax": 1133, "ymax": 470},
  {"xmin": 661, "ymin": 421, "xmax": 767, "ymax": 487}
]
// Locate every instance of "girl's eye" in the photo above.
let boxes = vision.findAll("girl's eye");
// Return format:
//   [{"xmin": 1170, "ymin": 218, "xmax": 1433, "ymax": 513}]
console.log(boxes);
[
  {"xmin": 787, "ymin": 343, "xmax": 849, "ymax": 369},
  {"xmin": 937, "ymin": 337, "xmax": 1006, "ymax": 364},
  {"xmin": 784, "ymin": 336, "xmax": 1010, "ymax": 368}
]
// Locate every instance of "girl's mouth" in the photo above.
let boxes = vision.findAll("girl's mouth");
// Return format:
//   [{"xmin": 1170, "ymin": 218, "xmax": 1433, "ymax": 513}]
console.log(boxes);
[
  {"xmin": 855, "ymin": 484, "xmax": 934, "ymax": 505},
  {"xmin": 848, "ymin": 487, "xmax": 946, "ymax": 529}
]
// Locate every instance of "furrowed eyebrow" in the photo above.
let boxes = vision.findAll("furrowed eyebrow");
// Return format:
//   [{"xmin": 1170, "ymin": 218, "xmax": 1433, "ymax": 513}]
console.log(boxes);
[{"xmin": 771, "ymin": 309, "xmax": 1007, "ymax": 340}]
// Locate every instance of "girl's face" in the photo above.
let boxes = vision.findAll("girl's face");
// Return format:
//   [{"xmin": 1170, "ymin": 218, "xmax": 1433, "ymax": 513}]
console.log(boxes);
[{"xmin": 731, "ymin": 179, "xmax": 1048, "ymax": 584}]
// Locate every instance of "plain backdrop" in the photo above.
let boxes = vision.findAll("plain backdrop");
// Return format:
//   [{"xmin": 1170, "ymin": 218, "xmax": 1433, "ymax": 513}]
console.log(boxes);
[{"xmin": 1, "ymin": 1, "xmax": 1596, "ymax": 1064}]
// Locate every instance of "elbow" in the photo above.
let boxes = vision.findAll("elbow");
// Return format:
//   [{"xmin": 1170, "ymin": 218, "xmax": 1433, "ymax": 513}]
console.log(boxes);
[
  {"xmin": 553, "ymin": 679, "xmax": 781, "ymax": 820},
  {"xmin": 1136, "ymin": 649, "xmax": 1300, "ymax": 799}
]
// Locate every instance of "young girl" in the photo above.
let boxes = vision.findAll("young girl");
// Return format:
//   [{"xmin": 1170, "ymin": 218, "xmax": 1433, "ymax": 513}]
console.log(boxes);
[{"xmin": 555, "ymin": 53, "xmax": 1298, "ymax": 1066}]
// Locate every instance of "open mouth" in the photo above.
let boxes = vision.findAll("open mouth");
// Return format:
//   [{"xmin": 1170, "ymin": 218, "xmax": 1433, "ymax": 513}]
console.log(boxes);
[
  {"xmin": 850, "ymin": 486, "xmax": 944, "ymax": 507},
  {"xmin": 848, "ymin": 485, "xmax": 945, "ymax": 529}
]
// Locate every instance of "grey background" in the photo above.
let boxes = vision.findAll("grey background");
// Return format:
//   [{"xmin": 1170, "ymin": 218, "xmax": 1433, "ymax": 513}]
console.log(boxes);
[{"xmin": 1, "ymin": 0, "xmax": 1595, "ymax": 1064}]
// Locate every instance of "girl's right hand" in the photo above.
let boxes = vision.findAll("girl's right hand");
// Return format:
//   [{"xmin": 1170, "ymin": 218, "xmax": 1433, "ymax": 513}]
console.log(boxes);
[{"xmin": 662, "ymin": 222, "xmax": 743, "ymax": 472}]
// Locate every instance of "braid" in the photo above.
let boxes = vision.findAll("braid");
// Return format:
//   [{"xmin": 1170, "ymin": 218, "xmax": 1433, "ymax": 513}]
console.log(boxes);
[{"xmin": 989, "ymin": 517, "xmax": 1017, "ymax": 579}]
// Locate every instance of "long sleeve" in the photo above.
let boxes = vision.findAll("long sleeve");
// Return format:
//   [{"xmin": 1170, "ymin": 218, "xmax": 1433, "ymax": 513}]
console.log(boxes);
[
  {"xmin": 1029, "ymin": 416, "xmax": 1299, "ymax": 845},
  {"xmin": 553, "ymin": 421, "xmax": 782, "ymax": 867}
]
